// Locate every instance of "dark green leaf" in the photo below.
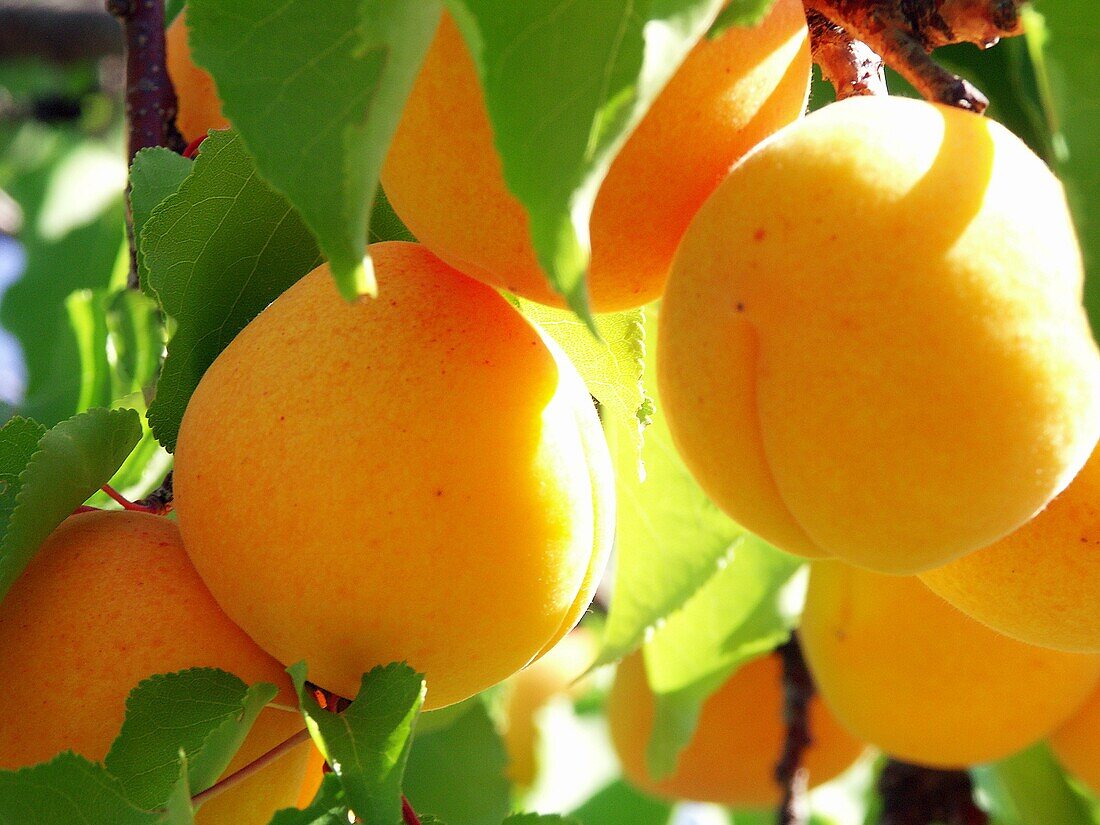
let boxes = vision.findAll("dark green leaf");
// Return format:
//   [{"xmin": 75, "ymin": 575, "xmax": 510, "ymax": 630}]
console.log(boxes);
[
  {"xmin": 130, "ymin": 147, "xmax": 192, "ymax": 291},
  {"xmin": 973, "ymin": 744, "xmax": 1099, "ymax": 825},
  {"xmin": 709, "ymin": 0, "xmax": 780, "ymax": 36},
  {"xmin": 0, "ymin": 753, "xmax": 160, "ymax": 825},
  {"xmin": 141, "ymin": 130, "xmax": 322, "ymax": 452},
  {"xmin": 269, "ymin": 775, "xmax": 351, "ymax": 825},
  {"xmin": 0, "ymin": 417, "xmax": 46, "ymax": 543},
  {"xmin": 288, "ymin": 662, "xmax": 426, "ymax": 825},
  {"xmin": 104, "ymin": 668, "xmax": 278, "ymax": 809},
  {"xmin": 443, "ymin": 0, "xmax": 723, "ymax": 321},
  {"xmin": 405, "ymin": 700, "xmax": 510, "ymax": 825},
  {"xmin": 568, "ymin": 780, "xmax": 672, "ymax": 825},
  {"xmin": 503, "ymin": 815, "xmax": 581, "ymax": 825},
  {"xmin": 0, "ymin": 407, "xmax": 141, "ymax": 603},
  {"xmin": 186, "ymin": 0, "xmax": 441, "ymax": 300},
  {"xmin": 370, "ymin": 188, "xmax": 416, "ymax": 244}
]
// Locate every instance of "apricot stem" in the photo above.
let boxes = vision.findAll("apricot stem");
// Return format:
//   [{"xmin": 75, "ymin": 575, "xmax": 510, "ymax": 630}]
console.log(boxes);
[
  {"xmin": 877, "ymin": 759, "xmax": 988, "ymax": 825},
  {"xmin": 189, "ymin": 726, "xmax": 312, "ymax": 809},
  {"xmin": 100, "ymin": 483, "xmax": 162, "ymax": 514},
  {"xmin": 402, "ymin": 795, "xmax": 422, "ymax": 825},
  {"xmin": 775, "ymin": 637, "xmax": 814, "ymax": 825}
]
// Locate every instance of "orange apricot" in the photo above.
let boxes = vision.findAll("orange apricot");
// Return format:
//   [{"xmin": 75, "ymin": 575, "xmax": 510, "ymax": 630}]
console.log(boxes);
[{"xmin": 166, "ymin": 11, "xmax": 229, "ymax": 143}]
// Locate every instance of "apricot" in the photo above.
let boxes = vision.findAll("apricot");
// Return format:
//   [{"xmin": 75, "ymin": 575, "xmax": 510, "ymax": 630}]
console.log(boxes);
[
  {"xmin": 1050, "ymin": 680, "xmax": 1100, "ymax": 795},
  {"xmin": 921, "ymin": 444, "xmax": 1100, "ymax": 652},
  {"xmin": 0, "ymin": 510, "xmax": 310, "ymax": 825},
  {"xmin": 380, "ymin": 3, "xmax": 811, "ymax": 312},
  {"xmin": 658, "ymin": 95, "xmax": 1100, "ymax": 573},
  {"xmin": 607, "ymin": 650, "xmax": 863, "ymax": 807},
  {"xmin": 174, "ymin": 241, "xmax": 614, "ymax": 709},
  {"xmin": 502, "ymin": 628, "xmax": 597, "ymax": 787},
  {"xmin": 800, "ymin": 561, "xmax": 1100, "ymax": 767},
  {"xmin": 166, "ymin": 12, "xmax": 229, "ymax": 143}
]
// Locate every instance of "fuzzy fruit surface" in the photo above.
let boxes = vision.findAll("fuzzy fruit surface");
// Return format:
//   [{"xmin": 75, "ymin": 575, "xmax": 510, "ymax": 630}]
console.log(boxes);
[
  {"xmin": 502, "ymin": 628, "xmax": 597, "ymax": 788},
  {"xmin": 1051, "ymin": 680, "xmax": 1100, "ymax": 795},
  {"xmin": 922, "ymin": 443, "xmax": 1100, "ymax": 652},
  {"xmin": 380, "ymin": 2, "xmax": 811, "ymax": 312},
  {"xmin": 0, "ymin": 510, "xmax": 310, "ymax": 825},
  {"xmin": 166, "ymin": 13, "xmax": 228, "ymax": 143},
  {"xmin": 607, "ymin": 651, "xmax": 863, "ymax": 807},
  {"xmin": 801, "ymin": 561, "xmax": 1100, "ymax": 768},
  {"xmin": 658, "ymin": 95, "xmax": 1100, "ymax": 574},
  {"xmin": 174, "ymin": 242, "xmax": 614, "ymax": 709}
]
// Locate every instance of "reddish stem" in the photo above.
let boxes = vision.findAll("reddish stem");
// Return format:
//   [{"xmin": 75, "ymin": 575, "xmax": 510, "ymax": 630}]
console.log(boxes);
[
  {"xmin": 190, "ymin": 727, "xmax": 312, "ymax": 808},
  {"xmin": 101, "ymin": 484, "xmax": 160, "ymax": 513},
  {"xmin": 72, "ymin": 505, "xmax": 102, "ymax": 515},
  {"xmin": 402, "ymin": 796, "xmax": 421, "ymax": 825}
]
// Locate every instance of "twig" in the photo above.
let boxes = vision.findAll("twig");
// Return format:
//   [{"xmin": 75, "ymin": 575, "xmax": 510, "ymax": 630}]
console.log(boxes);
[
  {"xmin": 0, "ymin": 3, "xmax": 121, "ymax": 63},
  {"xmin": 402, "ymin": 796, "xmax": 422, "ymax": 825},
  {"xmin": 775, "ymin": 637, "xmax": 814, "ymax": 825},
  {"xmin": 807, "ymin": 10, "xmax": 886, "ymax": 99},
  {"xmin": 135, "ymin": 470, "xmax": 174, "ymax": 515},
  {"xmin": 802, "ymin": 0, "xmax": 1025, "ymax": 112},
  {"xmin": 877, "ymin": 759, "xmax": 988, "ymax": 825},
  {"xmin": 190, "ymin": 726, "xmax": 313, "ymax": 808}
]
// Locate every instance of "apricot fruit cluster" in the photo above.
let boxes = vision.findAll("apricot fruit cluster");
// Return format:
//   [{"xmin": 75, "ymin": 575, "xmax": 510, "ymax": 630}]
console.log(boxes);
[
  {"xmin": 0, "ymin": 511, "xmax": 313, "ymax": 824},
  {"xmin": 174, "ymin": 242, "xmax": 614, "ymax": 709}
]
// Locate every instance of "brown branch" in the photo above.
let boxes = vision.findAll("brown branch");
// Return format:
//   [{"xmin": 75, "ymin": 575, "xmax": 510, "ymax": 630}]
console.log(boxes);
[
  {"xmin": 877, "ymin": 759, "xmax": 988, "ymax": 825},
  {"xmin": 190, "ymin": 726, "xmax": 312, "ymax": 808},
  {"xmin": 136, "ymin": 470, "xmax": 174, "ymax": 515},
  {"xmin": 807, "ymin": 9, "xmax": 886, "ymax": 99},
  {"xmin": 0, "ymin": 1, "xmax": 122, "ymax": 62},
  {"xmin": 802, "ymin": 0, "xmax": 1025, "ymax": 112},
  {"xmin": 775, "ymin": 637, "xmax": 814, "ymax": 825}
]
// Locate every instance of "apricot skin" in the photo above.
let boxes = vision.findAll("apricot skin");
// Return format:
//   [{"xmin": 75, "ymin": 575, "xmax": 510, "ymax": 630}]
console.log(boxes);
[
  {"xmin": 921, "ymin": 444, "xmax": 1100, "ymax": 652},
  {"xmin": 1051, "ymin": 680, "xmax": 1100, "ymax": 795},
  {"xmin": 0, "ymin": 511, "xmax": 310, "ymax": 825},
  {"xmin": 166, "ymin": 13, "xmax": 229, "ymax": 143},
  {"xmin": 607, "ymin": 651, "xmax": 863, "ymax": 807},
  {"xmin": 380, "ymin": 3, "xmax": 811, "ymax": 312},
  {"xmin": 174, "ymin": 242, "xmax": 614, "ymax": 709},
  {"xmin": 658, "ymin": 95, "xmax": 1100, "ymax": 574},
  {"xmin": 800, "ymin": 561, "xmax": 1100, "ymax": 768}
]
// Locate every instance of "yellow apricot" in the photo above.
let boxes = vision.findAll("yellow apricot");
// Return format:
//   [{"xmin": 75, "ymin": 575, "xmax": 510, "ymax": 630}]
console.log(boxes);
[
  {"xmin": 800, "ymin": 561, "xmax": 1100, "ymax": 768},
  {"xmin": 166, "ymin": 12, "xmax": 229, "ymax": 143},
  {"xmin": 380, "ymin": 4, "xmax": 811, "ymax": 312},
  {"xmin": 502, "ymin": 628, "xmax": 597, "ymax": 787},
  {"xmin": 658, "ymin": 95, "xmax": 1100, "ymax": 574},
  {"xmin": 607, "ymin": 650, "xmax": 863, "ymax": 807},
  {"xmin": 295, "ymin": 746, "xmax": 327, "ymax": 809},
  {"xmin": 1050, "ymin": 680, "xmax": 1100, "ymax": 794},
  {"xmin": 174, "ymin": 242, "xmax": 614, "ymax": 709},
  {"xmin": 921, "ymin": 444, "xmax": 1100, "ymax": 652},
  {"xmin": 0, "ymin": 510, "xmax": 310, "ymax": 825}
]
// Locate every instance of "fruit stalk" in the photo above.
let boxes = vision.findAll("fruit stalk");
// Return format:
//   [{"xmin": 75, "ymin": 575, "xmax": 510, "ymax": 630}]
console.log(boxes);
[
  {"xmin": 104, "ymin": 0, "xmax": 186, "ymax": 288},
  {"xmin": 806, "ymin": 10, "xmax": 886, "ymax": 99},
  {"xmin": 775, "ymin": 637, "xmax": 814, "ymax": 825},
  {"xmin": 401, "ymin": 796, "xmax": 422, "ymax": 825},
  {"xmin": 802, "ymin": 0, "xmax": 1024, "ymax": 110},
  {"xmin": 877, "ymin": 760, "xmax": 988, "ymax": 825},
  {"xmin": 189, "ymin": 726, "xmax": 313, "ymax": 808}
]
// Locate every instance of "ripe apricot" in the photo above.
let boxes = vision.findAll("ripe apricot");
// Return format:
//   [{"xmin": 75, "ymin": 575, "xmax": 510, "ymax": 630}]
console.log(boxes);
[
  {"xmin": 800, "ymin": 561, "xmax": 1100, "ymax": 767},
  {"xmin": 174, "ymin": 242, "xmax": 614, "ymax": 709},
  {"xmin": 921, "ymin": 444, "xmax": 1100, "ymax": 652},
  {"xmin": 659, "ymin": 95, "xmax": 1100, "ymax": 573},
  {"xmin": 607, "ymin": 651, "xmax": 863, "ymax": 807},
  {"xmin": 0, "ymin": 510, "xmax": 310, "ymax": 825},
  {"xmin": 502, "ymin": 628, "xmax": 597, "ymax": 787},
  {"xmin": 1050, "ymin": 680, "xmax": 1100, "ymax": 794},
  {"xmin": 380, "ymin": 3, "xmax": 811, "ymax": 312},
  {"xmin": 166, "ymin": 12, "xmax": 229, "ymax": 143}
]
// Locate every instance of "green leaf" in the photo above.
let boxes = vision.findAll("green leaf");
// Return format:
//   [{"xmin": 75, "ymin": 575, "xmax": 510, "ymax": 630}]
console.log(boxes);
[
  {"xmin": 0, "ymin": 753, "xmax": 160, "ymax": 825},
  {"xmin": 104, "ymin": 668, "xmax": 278, "ymax": 809},
  {"xmin": 269, "ymin": 775, "xmax": 351, "ymax": 825},
  {"xmin": 973, "ymin": 744, "xmax": 1099, "ymax": 825},
  {"xmin": 596, "ymin": 307, "xmax": 744, "ymax": 666},
  {"xmin": 186, "ymin": 0, "xmax": 442, "ymax": 301},
  {"xmin": 643, "ymin": 535, "xmax": 802, "ymax": 776},
  {"xmin": 158, "ymin": 759, "xmax": 194, "ymax": 825},
  {"xmin": 1025, "ymin": 1, "xmax": 1100, "ymax": 334},
  {"xmin": 141, "ymin": 130, "xmax": 322, "ymax": 452},
  {"xmin": 443, "ymin": 0, "xmax": 724, "ymax": 321},
  {"xmin": 0, "ymin": 417, "xmax": 46, "ymax": 542},
  {"xmin": 0, "ymin": 407, "xmax": 141, "ymax": 603},
  {"xmin": 404, "ymin": 700, "xmax": 510, "ymax": 825},
  {"xmin": 568, "ymin": 780, "xmax": 672, "ymax": 825},
  {"xmin": 709, "ymin": 0, "xmax": 780, "ymax": 36},
  {"xmin": 503, "ymin": 815, "xmax": 581, "ymax": 825},
  {"xmin": 520, "ymin": 302, "xmax": 647, "ymax": 453},
  {"xmin": 288, "ymin": 662, "xmax": 426, "ymax": 825},
  {"xmin": 130, "ymin": 147, "xmax": 192, "ymax": 291},
  {"xmin": 370, "ymin": 187, "xmax": 416, "ymax": 244}
]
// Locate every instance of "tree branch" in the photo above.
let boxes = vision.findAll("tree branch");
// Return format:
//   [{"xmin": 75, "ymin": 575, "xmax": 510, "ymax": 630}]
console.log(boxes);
[
  {"xmin": 877, "ymin": 759, "xmax": 988, "ymax": 825},
  {"xmin": 775, "ymin": 637, "xmax": 814, "ymax": 825},
  {"xmin": 0, "ymin": 1, "xmax": 121, "ymax": 62},
  {"xmin": 807, "ymin": 9, "xmax": 886, "ymax": 99}
]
